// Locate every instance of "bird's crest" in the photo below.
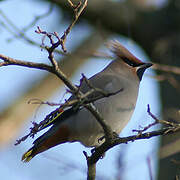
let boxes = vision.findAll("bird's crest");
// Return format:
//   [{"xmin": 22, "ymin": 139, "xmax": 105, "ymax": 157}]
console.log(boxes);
[{"xmin": 108, "ymin": 40, "xmax": 144, "ymax": 67}]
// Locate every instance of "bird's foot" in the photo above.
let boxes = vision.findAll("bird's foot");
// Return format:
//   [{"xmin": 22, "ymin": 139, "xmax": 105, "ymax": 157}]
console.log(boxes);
[
  {"xmin": 98, "ymin": 135, "xmax": 105, "ymax": 144},
  {"xmin": 112, "ymin": 131, "xmax": 119, "ymax": 138}
]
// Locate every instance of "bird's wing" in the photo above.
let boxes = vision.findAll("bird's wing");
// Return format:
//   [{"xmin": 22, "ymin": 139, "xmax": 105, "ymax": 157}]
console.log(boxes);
[
  {"xmin": 71, "ymin": 72, "xmax": 124, "ymax": 101},
  {"xmin": 38, "ymin": 73, "xmax": 123, "ymax": 130}
]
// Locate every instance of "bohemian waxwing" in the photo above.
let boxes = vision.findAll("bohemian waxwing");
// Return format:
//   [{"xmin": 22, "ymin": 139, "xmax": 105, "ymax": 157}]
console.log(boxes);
[{"xmin": 22, "ymin": 41, "xmax": 152, "ymax": 162}]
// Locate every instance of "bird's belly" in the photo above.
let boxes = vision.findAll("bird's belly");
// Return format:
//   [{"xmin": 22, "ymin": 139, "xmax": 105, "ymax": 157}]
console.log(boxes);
[{"xmin": 67, "ymin": 96, "xmax": 136, "ymax": 147}]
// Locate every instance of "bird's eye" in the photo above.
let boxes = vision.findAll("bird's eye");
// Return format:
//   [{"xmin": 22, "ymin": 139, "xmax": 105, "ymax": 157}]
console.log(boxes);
[{"xmin": 122, "ymin": 57, "xmax": 136, "ymax": 67}]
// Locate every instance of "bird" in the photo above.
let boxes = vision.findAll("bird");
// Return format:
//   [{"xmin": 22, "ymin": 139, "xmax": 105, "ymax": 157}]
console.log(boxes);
[{"xmin": 22, "ymin": 41, "xmax": 152, "ymax": 162}]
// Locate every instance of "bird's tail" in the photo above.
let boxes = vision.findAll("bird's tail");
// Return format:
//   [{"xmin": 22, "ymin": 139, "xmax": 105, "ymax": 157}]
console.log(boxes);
[
  {"xmin": 21, "ymin": 107, "xmax": 77, "ymax": 163},
  {"xmin": 21, "ymin": 123, "xmax": 71, "ymax": 162},
  {"xmin": 22, "ymin": 147, "xmax": 36, "ymax": 162}
]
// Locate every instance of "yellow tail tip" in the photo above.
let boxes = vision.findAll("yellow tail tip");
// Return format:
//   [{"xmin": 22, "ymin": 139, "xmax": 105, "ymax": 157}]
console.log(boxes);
[{"xmin": 21, "ymin": 149, "xmax": 33, "ymax": 163}]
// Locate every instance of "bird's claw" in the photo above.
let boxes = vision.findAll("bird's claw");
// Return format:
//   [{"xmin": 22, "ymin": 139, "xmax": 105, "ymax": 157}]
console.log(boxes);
[
  {"xmin": 98, "ymin": 135, "xmax": 105, "ymax": 143},
  {"xmin": 112, "ymin": 132, "xmax": 119, "ymax": 138}
]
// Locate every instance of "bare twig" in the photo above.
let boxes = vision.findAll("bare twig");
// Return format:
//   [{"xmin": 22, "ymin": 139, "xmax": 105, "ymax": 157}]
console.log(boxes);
[
  {"xmin": 23, "ymin": 4, "xmax": 54, "ymax": 32},
  {"xmin": 35, "ymin": 0, "xmax": 88, "ymax": 53},
  {"xmin": 150, "ymin": 74, "xmax": 180, "ymax": 92},
  {"xmin": 0, "ymin": 9, "xmax": 34, "ymax": 44},
  {"xmin": 84, "ymin": 104, "xmax": 180, "ymax": 179},
  {"xmin": 0, "ymin": 53, "xmax": 79, "ymax": 96},
  {"xmin": 0, "ymin": 6, "xmax": 65, "ymax": 55},
  {"xmin": 87, "ymin": 125, "xmax": 180, "ymax": 165},
  {"xmin": 0, "ymin": 6, "xmax": 53, "ymax": 44},
  {"xmin": 133, "ymin": 104, "xmax": 180, "ymax": 134},
  {"xmin": 147, "ymin": 104, "xmax": 179, "ymax": 127},
  {"xmin": 27, "ymin": 98, "xmax": 62, "ymax": 106},
  {"xmin": 61, "ymin": 0, "xmax": 87, "ymax": 52},
  {"xmin": 0, "ymin": 5, "xmax": 53, "ymax": 35},
  {"xmin": 153, "ymin": 63, "xmax": 180, "ymax": 76},
  {"xmin": 0, "ymin": 53, "xmax": 52, "ymax": 70}
]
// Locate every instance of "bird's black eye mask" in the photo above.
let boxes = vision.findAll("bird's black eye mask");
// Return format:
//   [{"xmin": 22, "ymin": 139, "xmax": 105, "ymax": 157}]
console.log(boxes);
[{"xmin": 121, "ymin": 57, "xmax": 144, "ymax": 67}]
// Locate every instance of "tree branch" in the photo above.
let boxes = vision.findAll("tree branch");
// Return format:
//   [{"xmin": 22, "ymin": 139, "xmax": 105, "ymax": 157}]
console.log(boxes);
[
  {"xmin": 85, "ymin": 105, "xmax": 180, "ymax": 180},
  {"xmin": 153, "ymin": 63, "xmax": 180, "ymax": 76},
  {"xmin": 0, "ymin": 53, "xmax": 52, "ymax": 70}
]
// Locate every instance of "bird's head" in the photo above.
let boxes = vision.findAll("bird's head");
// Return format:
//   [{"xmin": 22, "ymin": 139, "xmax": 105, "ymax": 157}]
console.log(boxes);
[{"xmin": 108, "ymin": 41, "xmax": 153, "ymax": 81}]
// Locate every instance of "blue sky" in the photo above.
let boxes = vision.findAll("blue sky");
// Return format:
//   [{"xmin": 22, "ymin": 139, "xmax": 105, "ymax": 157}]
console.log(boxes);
[{"xmin": 0, "ymin": 0, "xmax": 161, "ymax": 179}]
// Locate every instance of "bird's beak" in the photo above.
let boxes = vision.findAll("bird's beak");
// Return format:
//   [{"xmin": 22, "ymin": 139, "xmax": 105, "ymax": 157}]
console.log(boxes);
[
  {"xmin": 136, "ymin": 63, "xmax": 153, "ymax": 81},
  {"xmin": 143, "ymin": 63, "xmax": 153, "ymax": 69}
]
